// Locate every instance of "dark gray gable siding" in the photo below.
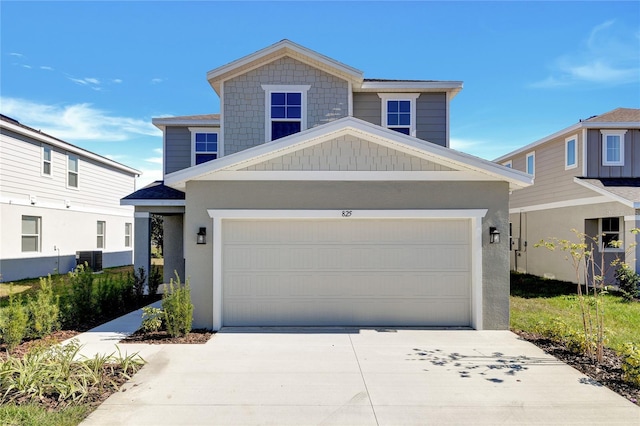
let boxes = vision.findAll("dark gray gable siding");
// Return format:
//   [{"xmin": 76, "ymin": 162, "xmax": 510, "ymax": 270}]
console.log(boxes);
[
  {"xmin": 353, "ymin": 92, "xmax": 447, "ymax": 147},
  {"xmin": 164, "ymin": 127, "xmax": 191, "ymax": 174},
  {"xmin": 586, "ymin": 128, "xmax": 639, "ymax": 178},
  {"xmin": 416, "ymin": 93, "xmax": 447, "ymax": 147},
  {"xmin": 353, "ymin": 93, "xmax": 381, "ymax": 126}
]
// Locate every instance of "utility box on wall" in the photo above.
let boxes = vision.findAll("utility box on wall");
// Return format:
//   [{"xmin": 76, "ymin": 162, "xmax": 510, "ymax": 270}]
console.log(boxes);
[{"xmin": 76, "ymin": 251, "xmax": 103, "ymax": 272}]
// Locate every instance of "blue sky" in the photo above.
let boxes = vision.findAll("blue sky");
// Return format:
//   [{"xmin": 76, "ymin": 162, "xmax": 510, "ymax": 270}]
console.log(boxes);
[{"xmin": 2, "ymin": 1, "xmax": 639, "ymax": 188}]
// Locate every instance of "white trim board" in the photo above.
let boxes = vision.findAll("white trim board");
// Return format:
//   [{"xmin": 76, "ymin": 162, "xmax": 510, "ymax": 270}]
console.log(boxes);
[
  {"xmin": 509, "ymin": 196, "xmax": 613, "ymax": 214},
  {"xmin": 208, "ymin": 209, "xmax": 487, "ymax": 331},
  {"xmin": 206, "ymin": 170, "xmax": 501, "ymax": 181}
]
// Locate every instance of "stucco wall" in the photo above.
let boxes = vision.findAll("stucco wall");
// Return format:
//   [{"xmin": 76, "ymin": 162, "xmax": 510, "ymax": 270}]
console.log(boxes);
[
  {"xmin": 509, "ymin": 201, "xmax": 637, "ymax": 283},
  {"xmin": 183, "ymin": 180, "xmax": 510, "ymax": 330},
  {"xmin": 223, "ymin": 56, "xmax": 349, "ymax": 154}
]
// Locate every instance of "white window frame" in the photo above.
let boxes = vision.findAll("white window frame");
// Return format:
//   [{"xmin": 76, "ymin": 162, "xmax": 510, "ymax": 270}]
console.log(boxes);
[
  {"xmin": 97, "ymin": 221, "xmax": 106, "ymax": 249},
  {"xmin": 67, "ymin": 153, "xmax": 79, "ymax": 189},
  {"xmin": 42, "ymin": 145, "xmax": 52, "ymax": 177},
  {"xmin": 21, "ymin": 215, "xmax": 41, "ymax": 253},
  {"xmin": 189, "ymin": 127, "xmax": 219, "ymax": 166},
  {"xmin": 600, "ymin": 217, "xmax": 623, "ymax": 252},
  {"xmin": 502, "ymin": 160, "xmax": 513, "ymax": 168},
  {"xmin": 378, "ymin": 93, "xmax": 420, "ymax": 137},
  {"xmin": 125, "ymin": 222, "xmax": 132, "ymax": 248},
  {"xmin": 262, "ymin": 84, "xmax": 310, "ymax": 142},
  {"xmin": 565, "ymin": 135, "xmax": 577, "ymax": 170},
  {"xmin": 526, "ymin": 151, "xmax": 535, "ymax": 176},
  {"xmin": 601, "ymin": 130, "xmax": 626, "ymax": 166}
]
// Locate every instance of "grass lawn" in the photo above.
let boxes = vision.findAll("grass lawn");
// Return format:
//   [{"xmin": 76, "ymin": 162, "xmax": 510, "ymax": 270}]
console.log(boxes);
[
  {"xmin": 0, "ymin": 404, "xmax": 90, "ymax": 426},
  {"xmin": 510, "ymin": 272, "xmax": 640, "ymax": 353}
]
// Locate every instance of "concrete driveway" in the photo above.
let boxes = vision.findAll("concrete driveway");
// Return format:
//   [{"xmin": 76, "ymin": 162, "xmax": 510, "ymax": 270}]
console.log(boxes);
[{"xmin": 82, "ymin": 328, "xmax": 639, "ymax": 425}]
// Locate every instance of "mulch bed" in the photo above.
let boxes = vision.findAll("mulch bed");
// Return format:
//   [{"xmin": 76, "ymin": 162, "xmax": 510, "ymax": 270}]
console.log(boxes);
[
  {"xmin": 0, "ymin": 329, "xmax": 79, "ymax": 360},
  {"xmin": 120, "ymin": 328, "xmax": 213, "ymax": 344},
  {"xmin": 515, "ymin": 330, "xmax": 639, "ymax": 405}
]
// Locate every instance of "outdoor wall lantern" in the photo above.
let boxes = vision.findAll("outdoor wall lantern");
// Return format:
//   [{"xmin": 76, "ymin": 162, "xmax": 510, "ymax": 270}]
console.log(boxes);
[
  {"xmin": 489, "ymin": 227, "xmax": 500, "ymax": 244},
  {"xmin": 197, "ymin": 227, "xmax": 207, "ymax": 245}
]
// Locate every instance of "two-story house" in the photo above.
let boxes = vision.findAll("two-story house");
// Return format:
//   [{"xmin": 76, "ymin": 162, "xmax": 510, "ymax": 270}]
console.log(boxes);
[
  {"xmin": 0, "ymin": 114, "xmax": 140, "ymax": 281},
  {"xmin": 122, "ymin": 40, "xmax": 531, "ymax": 331},
  {"xmin": 494, "ymin": 108, "xmax": 640, "ymax": 284}
]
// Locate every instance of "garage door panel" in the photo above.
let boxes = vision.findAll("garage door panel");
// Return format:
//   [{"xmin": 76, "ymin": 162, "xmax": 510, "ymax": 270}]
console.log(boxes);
[{"xmin": 222, "ymin": 219, "xmax": 471, "ymax": 327}]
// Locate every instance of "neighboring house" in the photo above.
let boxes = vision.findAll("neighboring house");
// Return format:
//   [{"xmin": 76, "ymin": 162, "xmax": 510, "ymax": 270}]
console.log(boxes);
[
  {"xmin": 0, "ymin": 114, "xmax": 140, "ymax": 281},
  {"xmin": 122, "ymin": 40, "xmax": 531, "ymax": 331},
  {"xmin": 494, "ymin": 108, "xmax": 640, "ymax": 284}
]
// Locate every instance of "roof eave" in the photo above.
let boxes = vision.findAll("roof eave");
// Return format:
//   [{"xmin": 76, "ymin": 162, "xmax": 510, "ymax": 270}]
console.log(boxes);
[
  {"xmin": 165, "ymin": 117, "xmax": 532, "ymax": 191},
  {"xmin": 573, "ymin": 177, "xmax": 638, "ymax": 208},
  {"xmin": 207, "ymin": 40, "xmax": 364, "ymax": 95},
  {"xmin": 494, "ymin": 121, "xmax": 640, "ymax": 162},
  {"xmin": 0, "ymin": 120, "xmax": 141, "ymax": 176}
]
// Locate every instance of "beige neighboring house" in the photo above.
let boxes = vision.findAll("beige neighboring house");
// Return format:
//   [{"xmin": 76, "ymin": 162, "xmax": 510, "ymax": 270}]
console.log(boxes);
[
  {"xmin": 494, "ymin": 108, "xmax": 640, "ymax": 284},
  {"xmin": 122, "ymin": 40, "xmax": 532, "ymax": 331}
]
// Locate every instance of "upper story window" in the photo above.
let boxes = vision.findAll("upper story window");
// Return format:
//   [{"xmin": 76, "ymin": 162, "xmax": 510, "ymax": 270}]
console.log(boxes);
[
  {"xmin": 97, "ymin": 221, "xmax": 106, "ymax": 249},
  {"xmin": 189, "ymin": 128, "xmax": 219, "ymax": 165},
  {"xmin": 378, "ymin": 93, "xmax": 419, "ymax": 136},
  {"xmin": 262, "ymin": 84, "xmax": 310, "ymax": 141},
  {"xmin": 42, "ymin": 145, "xmax": 52, "ymax": 176},
  {"xmin": 565, "ymin": 135, "xmax": 577, "ymax": 170},
  {"xmin": 601, "ymin": 130, "xmax": 626, "ymax": 166},
  {"xmin": 503, "ymin": 160, "xmax": 513, "ymax": 168},
  {"xmin": 526, "ymin": 151, "xmax": 535, "ymax": 176},
  {"xmin": 67, "ymin": 154, "xmax": 79, "ymax": 188},
  {"xmin": 601, "ymin": 217, "xmax": 622, "ymax": 251},
  {"xmin": 22, "ymin": 215, "xmax": 41, "ymax": 252}
]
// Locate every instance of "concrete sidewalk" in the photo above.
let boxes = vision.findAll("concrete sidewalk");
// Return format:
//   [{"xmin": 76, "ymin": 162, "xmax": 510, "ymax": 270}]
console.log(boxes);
[{"xmin": 73, "ymin": 316, "xmax": 640, "ymax": 425}]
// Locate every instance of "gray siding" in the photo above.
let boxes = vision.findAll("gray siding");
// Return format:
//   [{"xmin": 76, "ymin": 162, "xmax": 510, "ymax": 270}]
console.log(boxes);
[
  {"xmin": 164, "ymin": 127, "xmax": 192, "ymax": 174},
  {"xmin": 353, "ymin": 92, "xmax": 381, "ymax": 126},
  {"xmin": 586, "ymin": 128, "xmax": 640, "ymax": 178},
  {"xmin": 223, "ymin": 56, "xmax": 349, "ymax": 155},
  {"xmin": 416, "ymin": 93, "xmax": 447, "ymax": 147}
]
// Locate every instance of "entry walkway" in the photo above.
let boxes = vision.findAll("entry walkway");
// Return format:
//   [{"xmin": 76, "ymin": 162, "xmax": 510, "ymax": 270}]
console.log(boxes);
[{"xmin": 72, "ymin": 316, "xmax": 640, "ymax": 425}]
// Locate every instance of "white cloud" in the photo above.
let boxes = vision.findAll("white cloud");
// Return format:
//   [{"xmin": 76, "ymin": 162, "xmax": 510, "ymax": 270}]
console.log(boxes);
[
  {"xmin": 9, "ymin": 52, "xmax": 24, "ymax": 58},
  {"xmin": 531, "ymin": 19, "xmax": 639, "ymax": 88},
  {"xmin": 450, "ymin": 137, "xmax": 520, "ymax": 161},
  {"xmin": 145, "ymin": 157, "xmax": 163, "ymax": 165},
  {"xmin": 150, "ymin": 78, "xmax": 165, "ymax": 84},
  {"xmin": 135, "ymin": 167, "xmax": 163, "ymax": 190},
  {"xmin": 85, "ymin": 77, "xmax": 100, "ymax": 85},
  {"xmin": 112, "ymin": 79, "xmax": 123, "ymax": 84},
  {"xmin": 21, "ymin": 64, "xmax": 32, "ymax": 69},
  {"xmin": 0, "ymin": 97, "xmax": 161, "ymax": 142},
  {"xmin": 40, "ymin": 66, "xmax": 54, "ymax": 71}
]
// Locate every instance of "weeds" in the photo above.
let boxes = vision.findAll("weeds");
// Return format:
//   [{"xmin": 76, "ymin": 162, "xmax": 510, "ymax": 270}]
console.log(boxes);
[
  {"xmin": 162, "ymin": 272, "xmax": 193, "ymax": 338},
  {"xmin": 140, "ymin": 307, "xmax": 163, "ymax": 333}
]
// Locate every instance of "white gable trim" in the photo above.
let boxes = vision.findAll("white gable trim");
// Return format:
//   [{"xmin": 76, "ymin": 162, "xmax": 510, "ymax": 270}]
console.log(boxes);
[
  {"xmin": 208, "ymin": 208, "xmax": 487, "ymax": 331},
  {"xmin": 200, "ymin": 170, "xmax": 498, "ymax": 182},
  {"xmin": 574, "ymin": 178, "xmax": 640, "ymax": 208},
  {"xmin": 165, "ymin": 117, "xmax": 532, "ymax": 191}
]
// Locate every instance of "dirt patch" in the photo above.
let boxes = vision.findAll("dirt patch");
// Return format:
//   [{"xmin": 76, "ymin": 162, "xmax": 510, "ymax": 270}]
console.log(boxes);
[
  {"xmin": 515, "ymin": 330, "xmax": 639, "ymax": 405},
  {"xmin": 120, "ymin": 328, "xmax": 213, "ymax": 344}
]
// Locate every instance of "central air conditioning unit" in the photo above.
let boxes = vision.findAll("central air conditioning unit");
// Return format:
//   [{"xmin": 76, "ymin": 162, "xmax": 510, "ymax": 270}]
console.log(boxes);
[{"xmin": 76, "ymin": 251, "xmax": 103, "ymax": 272}]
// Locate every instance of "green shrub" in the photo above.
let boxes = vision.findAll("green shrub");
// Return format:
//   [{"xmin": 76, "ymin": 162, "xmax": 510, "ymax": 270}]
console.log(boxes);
[
  {"xmin": 615, "ymin": 265, "xmax": 640, "ymax": 302},
  {"xmin": 0, "ymin": 339, "xmax": 144, "ymax": 405},
  {"xmin": 131, "ymin": 267, "xmax": 147, "ymax": 302},
  {"xmin": 141, "ymin": 307, "xmax": 163, "ymax": 333},
  {"xmin": 0, "ymin": 289, "xmax": 28, "ymax": 351},
  {"xmin": 148, "ymin": 266, "xmax": 162, "ymax": 296},
  {"xmin": 26, "ymin": 275, "xmax": 59, "ymax": 339},
  {"xmin": 621, "ymin": 343, "xmax": 640, "ymax": 387},
  {"xmin": 66, "ymin": 263, "xmax": 96, "ymax": 327},
  {"xmin": 534, "ymin": 318, "xmax": 589, "ymax": 354},
  {"xmin": 162, "ymin": 273, "xmax": 193, "ymax": 337}
]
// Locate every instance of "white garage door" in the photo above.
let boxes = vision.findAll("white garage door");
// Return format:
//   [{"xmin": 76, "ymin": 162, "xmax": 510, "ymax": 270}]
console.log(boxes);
[{"xmin": 222, "ymin": 219, "xmax": 471, "ymax": 327}]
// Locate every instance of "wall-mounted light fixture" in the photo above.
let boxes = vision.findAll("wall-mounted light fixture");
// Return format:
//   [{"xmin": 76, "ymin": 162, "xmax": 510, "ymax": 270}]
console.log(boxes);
[
  {"xmin": 197, "ymin": 227, "xmax": 207, "ymax": 245},
  {"xmin": 490, "ymin": 227, "xmax": 500, "ymax": 244}
]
